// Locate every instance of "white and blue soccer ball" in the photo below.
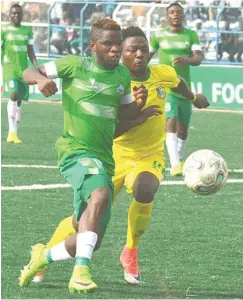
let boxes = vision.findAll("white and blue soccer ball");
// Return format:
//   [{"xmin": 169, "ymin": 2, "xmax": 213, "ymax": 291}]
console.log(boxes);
[{"xmin": 183, "ymin": 149, "xmax": 228, "ymax": 196}]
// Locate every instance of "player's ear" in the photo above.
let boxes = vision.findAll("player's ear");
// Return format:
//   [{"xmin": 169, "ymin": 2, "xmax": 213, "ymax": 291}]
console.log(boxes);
[{"xmin": 89, "ymin": 41, "xmax": 96, "ymax": 51}]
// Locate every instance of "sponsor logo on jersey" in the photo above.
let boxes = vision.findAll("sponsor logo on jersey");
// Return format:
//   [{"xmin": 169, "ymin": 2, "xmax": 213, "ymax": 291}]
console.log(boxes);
[
  {"xmin": 116, "ymin": 84, "xmax": 124, "ymax": 95},
  {"xmin": 156, "ymin": 86, "xmax": 166, "ymax": 99},
  {"xmin": 89, "ymin": 78, "xmax": 98, "ymax": 89}
]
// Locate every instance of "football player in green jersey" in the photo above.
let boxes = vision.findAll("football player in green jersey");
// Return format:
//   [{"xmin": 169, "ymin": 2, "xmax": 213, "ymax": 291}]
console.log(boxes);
[
  {"xmin": 2, "ymin": 4, "xmax": 38, "ymax": 143},
  {"xmin": 18, "ymin": 19, "xmax": 147, "ymax": 293},
  {"xmin": 150, "ymin": 2, "xmax": 204, "ymax": 176}
]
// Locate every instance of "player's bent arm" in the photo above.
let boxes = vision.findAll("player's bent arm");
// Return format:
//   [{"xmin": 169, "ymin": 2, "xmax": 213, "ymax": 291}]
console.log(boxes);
[
  {"xmin": 172, "ymin": 77, "xmax": 210, "ymax": 109},
  {"xmin": 118, "ymin": 84, "xmax": 148, "ymax": 121},
  {"xmin": 114, "ymin": 119, "xmax": 140, "ymax": 138},
  {"xmin": 171, "ymin": 77, "xmax": 195, "ymax": 101},
  {"xmin": 28, "ymin": 45, "xmax": 38, "ymax": 67},
  {"xmin": 23, "ymin": 66, "xmax": 58, "ymax": 97},
  {"xmin": 23, "ymin": 66, "xmax": 47, "ymax": 85},
  {"xmin": 188, "ymin": 50, "xmax": 204, "ymax": 66}
]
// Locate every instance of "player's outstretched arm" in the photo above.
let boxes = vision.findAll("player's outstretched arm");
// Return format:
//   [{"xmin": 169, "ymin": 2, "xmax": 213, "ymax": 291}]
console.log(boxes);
[
  {"xmin": 172, "ymin": 77, "xmax": 210, "ymax": 109},
  {"xmin": 23, "ymin": 66, "xmax": 58, "ymax": 97},
  {"xmin": 28, "ymin": 45, "xmax": 38, "ymax": 67},
  {"xmin": 172, "ymin": 51, "xmax": 204, "ymax": 67}
]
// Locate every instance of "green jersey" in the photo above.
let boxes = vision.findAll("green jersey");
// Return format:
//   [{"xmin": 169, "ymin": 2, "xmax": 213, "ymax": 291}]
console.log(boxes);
[
  {"xmin": 1, "ymin": 24, "xmax": 33, "ymax": 80},
  {"xmin": 150, "ymin": 27, "xmax": 201, "ymax": 98},
  {"xmin": 44, "ymin": 55, "xmax": 132, "ymax": 176}
]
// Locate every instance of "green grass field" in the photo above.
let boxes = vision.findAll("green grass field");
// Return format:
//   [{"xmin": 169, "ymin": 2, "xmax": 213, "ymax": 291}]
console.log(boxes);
[{"xmin": 1, "ymin": 101, "xmax": 243, "ymax": 299}]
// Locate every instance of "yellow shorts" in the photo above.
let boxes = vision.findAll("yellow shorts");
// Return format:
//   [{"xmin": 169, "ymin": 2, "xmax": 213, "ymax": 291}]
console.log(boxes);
[{"xmin": 112, "ymin": 151, "xmax": 165, "ymax": 203}]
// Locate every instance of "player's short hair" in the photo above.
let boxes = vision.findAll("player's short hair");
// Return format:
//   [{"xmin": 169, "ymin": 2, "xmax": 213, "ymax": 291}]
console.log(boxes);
[
  {"xmin": 122, "ymin": 26, "xmax": 148, "ymax": 42},
  {"xmin": 90, "ymin": 19, "xmax": 121, "ymax": 41},
  {"xmin": 166, "ymin": 1, "xmax": 184, "ymax": 12},
  {"xmin": 10, "ymin": 3, "xmax": 23, "ymax": 12}
]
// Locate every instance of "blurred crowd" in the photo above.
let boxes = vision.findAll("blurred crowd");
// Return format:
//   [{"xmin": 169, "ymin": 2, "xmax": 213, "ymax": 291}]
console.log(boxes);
[{"xmin": 1, "ymin": 0, "xmax": 243, "ymax": 62}]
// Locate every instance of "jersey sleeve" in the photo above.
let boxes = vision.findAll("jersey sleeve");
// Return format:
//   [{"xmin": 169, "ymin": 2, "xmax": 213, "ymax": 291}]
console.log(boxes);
[
  {"xmin": 120, "ymin": 66, "xmax": 133, "ymax": 105},
  {"xmin": 191, "ymin": 30, "xmax": 202, "ymax": 51},
  {"xmin": 44, "ymin": 55, "xmax": 79, "ymax": 79},
  {"xmin": 28, "ymin": 27, "xmax": 34, "ymax": 45},
  {"xmin": 150, "ymin": 34, "xmax": 160, "ymax": 53},
  {"xmin": 159, "ymin": 65, "xmax": 180, "ymax": 89}
]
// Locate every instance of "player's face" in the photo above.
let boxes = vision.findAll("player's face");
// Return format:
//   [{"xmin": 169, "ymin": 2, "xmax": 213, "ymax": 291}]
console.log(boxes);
[
  {"xmin": 122, "ymin": 36, "xmax": 149, "ymax": 77},
  {"xmin": 167, "ymin": 5, "xmax": 184, "ymax": 27},
  {"xmin": 10, "ymin": 7, "xmax": 23, "ymax": 26},
  {"xmin": 90, "ymin": 30, "xmax": 123, "ymax": 70}
]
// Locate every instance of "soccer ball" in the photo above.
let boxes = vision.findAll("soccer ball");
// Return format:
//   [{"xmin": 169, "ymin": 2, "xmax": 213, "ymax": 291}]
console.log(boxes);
[{"xmin": 183, "ymin": 149, "xmax": 228, "ymax": 196}]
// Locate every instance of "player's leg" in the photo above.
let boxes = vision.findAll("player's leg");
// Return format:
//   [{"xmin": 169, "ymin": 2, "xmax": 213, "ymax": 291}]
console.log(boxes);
[
  {"xmin": 33, "ymin": 156, "xmax": 127, "ymax": 283},
  {"xmin": 6, "ymin": 79, "xmax": 22, "ymax": 143},
  {"xmin": 165, "ymin": 94, "xmax": 181, "ymax": 175},
  {"xmin": 19, "ymin": 153, "xmax": 113, "ymax": 292},
  {"xmin": 15, "ymin": 81, "xmax": 29, "ymax": 137},
  {"xmin": 177, "ymin": 99, "xmax": 192, "ymax": 171},
  {"xmin": 120, "ymin": 155, "xmax": 164, "ymax": 284},
  {"xmin": 32, "ymin": 214, "xmax": 76, "ymax": 283},
  {"xmin": 68, "ymin": 165, "xmax": 113, "ymax": 293}
]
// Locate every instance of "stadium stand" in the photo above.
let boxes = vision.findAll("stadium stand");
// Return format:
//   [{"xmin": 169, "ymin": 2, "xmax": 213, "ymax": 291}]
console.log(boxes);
[{"xmin": 1, "ymin": 0, "xmax": 243, "ymax": 63}]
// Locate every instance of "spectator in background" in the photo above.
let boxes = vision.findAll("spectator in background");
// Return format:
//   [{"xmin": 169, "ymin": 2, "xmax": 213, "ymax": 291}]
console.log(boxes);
[
  {"xmin": 88, "ymin": 4, "xmax": 106, "ymax": 24},
  {"xmin": 106, "ymin": 2, "xmax": 116, "ymax": 18},
  {"xmin": 158, "ymin": 16, "xmax": 166, "ymax": 29},
  {"xmin": 208, "ymin": 0, "xmax": 220, "ymax": 21},
  {"xmin": 218, "ymin": 20, "xmax": 237, "ymax": 62},
  {"xmin": 195, "ymin": 19, "xmax": 211, "ymax": 52},
  {"xmin": 49, "ymin": 18, "xmax": 68, "ymax": 54},
  {"xmin": 234, "ymin": 19, "xmax": 243, "ymax": 62}
]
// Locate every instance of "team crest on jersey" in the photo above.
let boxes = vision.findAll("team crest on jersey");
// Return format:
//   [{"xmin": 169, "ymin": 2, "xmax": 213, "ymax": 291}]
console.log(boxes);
[
  {"xmin": 156, "ymin": 86, "xmax": 166, "ymax": 99},
  {"xmin": 116, "ymin": 84, "xmax": 124, "ymax": 95}
]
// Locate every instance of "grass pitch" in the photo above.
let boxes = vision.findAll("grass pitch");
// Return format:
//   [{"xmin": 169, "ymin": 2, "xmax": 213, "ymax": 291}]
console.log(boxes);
[{"xmin": 1, "ymin": 101, "xmax": 243, "ymax": 299}]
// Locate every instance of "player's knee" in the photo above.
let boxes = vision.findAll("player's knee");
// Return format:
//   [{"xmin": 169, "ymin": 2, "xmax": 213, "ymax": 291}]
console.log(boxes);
[
  {"xmin": 166, "ymin": 116, "xmax": 177, "ymax": 132},
  {"xmin": 133, "ymin": 172, "xmax": 159, "ymax": 203},
  {"xmin": 177, "ymin": 124, "xmax": 188, "ymax": 139}
]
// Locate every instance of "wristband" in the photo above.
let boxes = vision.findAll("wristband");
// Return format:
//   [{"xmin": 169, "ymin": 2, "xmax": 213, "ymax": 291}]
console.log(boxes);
[{"xmin": 190, "ymin": 94, "xmax": 197, "ymax": 103}]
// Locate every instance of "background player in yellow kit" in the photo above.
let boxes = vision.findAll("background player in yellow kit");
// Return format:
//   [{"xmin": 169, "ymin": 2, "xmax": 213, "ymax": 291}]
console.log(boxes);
[{"xmin": 32, "ymin": 26, "xmax": 209, "ymax": 285}]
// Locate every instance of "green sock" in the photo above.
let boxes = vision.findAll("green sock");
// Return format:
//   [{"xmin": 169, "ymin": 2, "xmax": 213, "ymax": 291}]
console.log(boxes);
[{"xmin": 75, "ymin": 257, "xmax": 90, "ymax": 266}]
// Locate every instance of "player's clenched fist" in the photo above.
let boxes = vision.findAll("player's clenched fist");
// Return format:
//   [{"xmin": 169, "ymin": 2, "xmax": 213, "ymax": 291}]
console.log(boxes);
[
  {"xmin": 133, "ymin": 84, "xmax": 148, "ymax": 107},
  {"xmin": 37, "ymin": 78, "xmax": 58, "ymax": 98},
  {"xmin": 192, "ymin": 93, "xmax": 210, "ymax": 109}
]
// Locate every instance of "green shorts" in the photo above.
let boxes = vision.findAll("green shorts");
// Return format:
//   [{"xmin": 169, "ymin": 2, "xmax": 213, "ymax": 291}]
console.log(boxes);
[
  {"xmin": 166, "ymin": 93, "xmax": 192, "ymax": 126},
  {"xmin": 59, "ymin": 152, "xmax": 113, "ymax": 232},
  {"xmin": 5, "ymin": 78, "xmax": 29, "ymax": 101}
]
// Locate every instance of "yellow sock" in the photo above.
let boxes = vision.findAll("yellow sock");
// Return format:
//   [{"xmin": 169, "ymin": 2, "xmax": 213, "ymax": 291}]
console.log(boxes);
[
  {"xmin": 126, "ymin": 199, "xmax": 153, "ymax": 249},
  {"xmin": 46, "ymin": 216, "xmax": 76, "ymax": 248}
]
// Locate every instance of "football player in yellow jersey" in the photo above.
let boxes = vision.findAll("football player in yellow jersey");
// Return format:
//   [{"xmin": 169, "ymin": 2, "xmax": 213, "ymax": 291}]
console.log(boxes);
[{"xmin": 31, "ymin": 27, "xmax": 209, "ymax": 285}]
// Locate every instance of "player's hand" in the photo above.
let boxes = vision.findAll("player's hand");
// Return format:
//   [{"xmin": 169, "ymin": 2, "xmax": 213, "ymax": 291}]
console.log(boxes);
[
  {"xmin": 172, "ymin": 56, "xmax": 190, "ymax": 67},
  {"xmin": 133, "ymin": 84, "xmax": 148, "ymax": 107},
  {"xmin": 136, "ymin": 105, "xmax": 162, "ymax": 125},
  {"xmin": 192, "ymin": 93, "xmax": 210, "ymax": 109},
  {"xmin": 37, "ymin": 78, "xmax": 58, "ymax": 97}
]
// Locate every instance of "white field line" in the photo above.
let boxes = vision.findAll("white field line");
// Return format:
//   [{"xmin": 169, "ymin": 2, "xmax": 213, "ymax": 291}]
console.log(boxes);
[
  {"xmin": 2, "ymin": 99, "xmax": 243, "ymax": 113},
  {"xmin": 1, "ymin": 179, "xmax": 243, "ymax": 191},
  {"xmin": 1, "ymin": 164, "xmax": 243, "ymax": 173},
  {"xmin": 1, "ymin": 164, "xmax": 58, "ymax": 169}
]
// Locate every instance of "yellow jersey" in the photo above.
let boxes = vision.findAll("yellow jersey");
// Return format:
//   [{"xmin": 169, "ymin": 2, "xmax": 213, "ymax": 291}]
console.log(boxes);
[{"xmin": 114, "ymin": 65, "xmax": 180, "ymax": 156}]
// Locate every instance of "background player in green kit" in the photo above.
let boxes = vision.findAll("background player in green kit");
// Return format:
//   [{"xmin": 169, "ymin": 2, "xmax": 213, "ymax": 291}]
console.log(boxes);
[
  {"xmin": 2, "ymin": 4, "xmax": 38, "ymax": 144},
  {"xmin": 18, "ymin": 19, "xmax": 147, "ymax": 293},
  {"xmin": 150, "ymin": 2, "xmax": 204, "ymax": 176}
]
